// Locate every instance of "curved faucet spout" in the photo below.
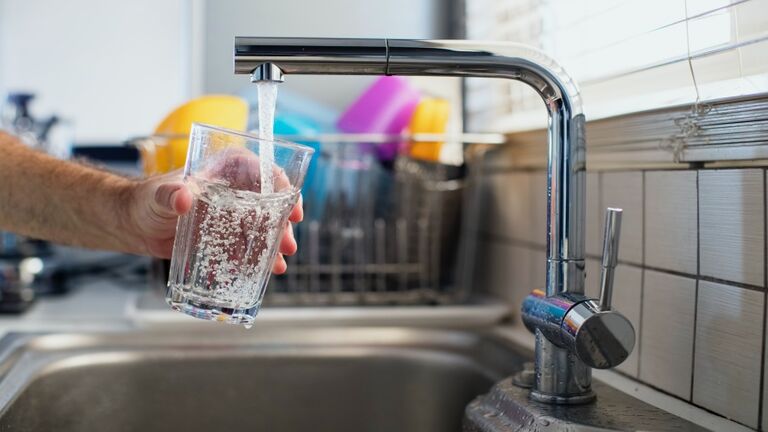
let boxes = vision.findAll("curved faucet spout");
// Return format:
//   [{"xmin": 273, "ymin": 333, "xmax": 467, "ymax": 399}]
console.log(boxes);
[
  {"xmin": 386, "ymin": 40, "xmax": 582, "ymax": 115},
  {"xmin": 235, "ymin": 37, "xmax": 586, "ymax": 297},
  {"xmin": 234, "ymin": 37, "xmax": 589, "ymax": 403}
]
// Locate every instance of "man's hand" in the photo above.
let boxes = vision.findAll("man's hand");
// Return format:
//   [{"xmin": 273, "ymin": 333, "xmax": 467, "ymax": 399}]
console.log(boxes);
[{"xmin": 126, "ymin": 171, "xmax": 303, "ymax": 274}]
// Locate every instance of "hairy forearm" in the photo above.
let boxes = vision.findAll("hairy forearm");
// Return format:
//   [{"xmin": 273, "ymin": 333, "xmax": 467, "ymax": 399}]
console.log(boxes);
[{"xmin": 0, "ymin": 131, "xmax": 140, "ymax": 253}]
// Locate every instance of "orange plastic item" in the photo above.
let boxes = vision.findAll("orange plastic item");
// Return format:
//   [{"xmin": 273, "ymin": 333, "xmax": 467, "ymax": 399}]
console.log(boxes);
[{"xmin": 407, "ymin": 98, "xmax": 450, "ymax": 162}]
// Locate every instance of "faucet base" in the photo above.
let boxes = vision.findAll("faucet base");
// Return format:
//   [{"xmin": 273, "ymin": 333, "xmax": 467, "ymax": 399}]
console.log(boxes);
[
  {"xmin": 529, "ymin": 389, "xmax": 595, "ymax": 405},
  {"xmin": 464, "ymin": 377, "xmax": 709, "ymax": 432},
  {"xmin": 531, "ymin": 332, "xmax": 595, "ymax": 404}
]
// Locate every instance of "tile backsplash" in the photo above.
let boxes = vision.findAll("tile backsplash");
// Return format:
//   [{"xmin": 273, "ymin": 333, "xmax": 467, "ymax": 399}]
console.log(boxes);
[
  {"xmin": 473, "ymin": 155, "xmax": 767, "ymax": 429},
  {"xmin": 693, "ymin": 280, "xmax": 764, "ymax": 429},
  {"xmin": 699, "ymin": 170, "xmax": 764, "ymax": 287},
  {"xmin": 645, "ymin": 170, "xmax": 699, "ymax": 274},
  {"xmin": 639, "ymin": 269, "xmax": 697, "ymax": 400},
  {"xmin": 601, "ymin": 172, "xmax": 643, "ymax": 265},
  {"xmin": 611, "ymin": 264, "xmax": 643, "ymax": 377}
]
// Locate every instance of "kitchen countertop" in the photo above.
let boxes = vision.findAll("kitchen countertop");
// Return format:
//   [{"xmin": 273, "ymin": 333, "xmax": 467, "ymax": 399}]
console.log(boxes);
[{"xmin": 0, "ymin": 279, "xmax": 138, "ymax": 338}]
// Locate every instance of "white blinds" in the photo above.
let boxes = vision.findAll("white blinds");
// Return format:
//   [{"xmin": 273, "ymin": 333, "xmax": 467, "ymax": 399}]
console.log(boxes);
[{"xmin": 465, "ymin": 0, "xmax": 768, "ymax": 132}]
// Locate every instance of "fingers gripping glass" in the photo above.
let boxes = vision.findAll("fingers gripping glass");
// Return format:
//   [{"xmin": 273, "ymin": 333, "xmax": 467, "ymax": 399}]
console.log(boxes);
[{"xmin": 166, "ymin": 123, "xmax": 314, "ymax": 327}]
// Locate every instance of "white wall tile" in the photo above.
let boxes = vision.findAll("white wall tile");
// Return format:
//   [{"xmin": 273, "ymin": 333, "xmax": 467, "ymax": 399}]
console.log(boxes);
[
  {"xmin": 613, "ymin": 265, "xmax": 643, "ymax": 377},
  {"xmin": 699, "ymin": 169, "xmax": 764, "ymax": 287},
  {"xmin": 735, "ymin": 0, "xmax": 768, "ymax": 43},
  {"xmin": 585, "ymin": 258, "xmax": 602, "ymax": 299},
  {"xmin": 640, "ymin": 270, "xmax": 696, "ymax": 399},
  {"xmin": 693, "ymin": 281, "xmax": 764, "ymax": 429},
  {"xmin": 645, "ymin": 171, "xmax": 698, "ymax": 274},
  {"xmin": 601, "ymin": 172, "xmax": 643, "ymax": 265},
  {"xmin": 586, "ymin": 172, "xmax": 602, "ymax": 257},
  {"xmin": 740, "ymin": 38, "xmax": 768, "ymax": 78},
  {"xmin": 764, "ymin": 299, "xmax": 768, "ymax": 432}
]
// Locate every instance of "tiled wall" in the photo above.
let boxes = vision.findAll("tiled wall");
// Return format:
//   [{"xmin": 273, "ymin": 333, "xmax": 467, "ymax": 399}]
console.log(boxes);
[{"xmin": 473, "ymin": 157, "xmax": 767, "ymax": 429}]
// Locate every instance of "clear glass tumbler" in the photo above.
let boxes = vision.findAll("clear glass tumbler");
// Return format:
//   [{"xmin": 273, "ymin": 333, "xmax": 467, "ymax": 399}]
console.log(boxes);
[{"xmin": 166, "ymin": 123, "xmax": 314, "ymax": 326}]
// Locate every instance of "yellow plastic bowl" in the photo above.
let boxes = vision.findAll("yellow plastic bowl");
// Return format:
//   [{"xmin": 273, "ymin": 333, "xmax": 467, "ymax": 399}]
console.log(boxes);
[{"xmin": 151, "ymin": 95, "xmax": 249, "ymax": 172}]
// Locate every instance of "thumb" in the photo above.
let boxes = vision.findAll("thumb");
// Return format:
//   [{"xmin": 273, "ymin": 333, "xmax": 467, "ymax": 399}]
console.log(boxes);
[{"xmin": 152, "ymin": 183, "xmax": 192, "ymax": 218}]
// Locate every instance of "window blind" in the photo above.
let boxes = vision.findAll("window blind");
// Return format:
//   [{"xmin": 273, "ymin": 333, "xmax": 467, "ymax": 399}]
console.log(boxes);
[{"xmin": 465, "ymin": 0, "xmax": 768, "ymax": 133}]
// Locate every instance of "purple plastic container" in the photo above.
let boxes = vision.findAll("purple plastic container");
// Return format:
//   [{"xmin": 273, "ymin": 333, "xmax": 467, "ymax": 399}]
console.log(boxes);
[{"xmin": 337, "ymin": 76, "xmax": 420, "ymax": 161}]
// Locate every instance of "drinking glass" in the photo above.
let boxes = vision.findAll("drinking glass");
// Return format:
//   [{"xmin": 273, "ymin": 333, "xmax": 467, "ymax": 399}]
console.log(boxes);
[{"xmin": 166, "ymin": 123, "xmax": 314, "ymax": 326}]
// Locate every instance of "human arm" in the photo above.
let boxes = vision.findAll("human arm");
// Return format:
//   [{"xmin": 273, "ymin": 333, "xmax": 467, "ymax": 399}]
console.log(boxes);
[{"xmin": 0, "ymin": 131, "xmax": 300, "ymax": 273}]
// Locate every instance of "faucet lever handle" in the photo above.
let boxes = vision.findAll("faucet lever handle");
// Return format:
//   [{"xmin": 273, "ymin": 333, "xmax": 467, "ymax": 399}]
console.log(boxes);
[{"xmin": 598, "ymin": 208, "xmax": 623, "ymax": 311}]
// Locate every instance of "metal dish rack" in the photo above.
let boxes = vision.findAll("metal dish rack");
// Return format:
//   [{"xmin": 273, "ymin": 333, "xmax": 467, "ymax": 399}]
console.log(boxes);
[{"xmin": 267, "ymin": 132, "xmax": 505, "ymax": 306}]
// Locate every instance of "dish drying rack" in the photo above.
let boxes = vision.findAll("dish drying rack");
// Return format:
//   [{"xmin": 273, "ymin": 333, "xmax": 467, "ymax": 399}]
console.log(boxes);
[{"xmin": 267, "ymin": 132, "xmax": 505, "ymax": 306}]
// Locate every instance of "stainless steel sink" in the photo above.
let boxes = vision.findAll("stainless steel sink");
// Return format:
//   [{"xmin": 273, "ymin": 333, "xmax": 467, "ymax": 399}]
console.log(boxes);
[
  {"xmin": 0, "ymin": 327, "xmax": 526, "ymax": 432},
  {"xmin": 0, "ymin": 326, "xmax": 711, "ymax": 432}
]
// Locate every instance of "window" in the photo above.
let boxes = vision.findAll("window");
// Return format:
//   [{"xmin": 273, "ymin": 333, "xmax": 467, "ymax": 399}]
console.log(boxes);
[{"xmin": 466, "ymin": 0, "xmax": 768, "ymax": 132}]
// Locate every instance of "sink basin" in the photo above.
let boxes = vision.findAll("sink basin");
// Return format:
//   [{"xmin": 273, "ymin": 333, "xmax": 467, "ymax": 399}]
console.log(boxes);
[
  {"xmin": 0, "ymin": 326, "xmax": 712, "ymax": 432},
  {"xmin": 0, "ymin": 327, "xmax": 525, "ymax": 432}
]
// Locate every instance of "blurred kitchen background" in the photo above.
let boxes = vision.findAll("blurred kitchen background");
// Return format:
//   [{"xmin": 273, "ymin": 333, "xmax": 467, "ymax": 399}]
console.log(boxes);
[
  {"xmin": 1, "ymin": 0, "xmax": 768, "ymax": 430},
  {"xmin": 0, "ymin": 0, "xmax": 460, "ymax": 143}
]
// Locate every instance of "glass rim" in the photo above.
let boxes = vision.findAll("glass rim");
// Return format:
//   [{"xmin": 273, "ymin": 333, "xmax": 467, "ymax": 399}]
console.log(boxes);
[{"xmin": 193, "ymin": 122, "xmax": 316, "ymax": 155}]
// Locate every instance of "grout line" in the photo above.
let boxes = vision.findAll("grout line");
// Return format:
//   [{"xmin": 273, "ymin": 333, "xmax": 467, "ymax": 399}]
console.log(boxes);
[
  {"xmin": 483, "ymin": 164, "xmax": 766, "ymax": 178},
  {"xmin": 693, "ymin": 275, "xmax": 765, "ymax": 292},
  {"xmin": 483, "ymin": 166, "xmax": 710, "ymax": 176},
  {"xmin": 638, "ymin": 261, "xmax": 645, "ymax": 379},
  {"xmin": 690, "ymin": 169, "xmax": 700, "ymax": 402},
  {"xmin": 480, "ymin": 231, "xmax": 767, "ymax": 291},
  {"xmin": 759, "ymin": 167, "xmax": 767, "ymax": 430},
  {"xmin": 638, "ymin": 170, "xmax": 646, "ymax": 379},
  {"xmin": 642, "ymin": 170, "xmax": 647, "ymax": 269},
  {"xmin": 485, "ymin": 165, "xmax": 768, "ymax": 178}
]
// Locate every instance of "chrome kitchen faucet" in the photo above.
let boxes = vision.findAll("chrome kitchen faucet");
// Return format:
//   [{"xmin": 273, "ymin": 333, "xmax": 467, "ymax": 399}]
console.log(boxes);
[{"xmin": 233, "ymin": 37, "xmax": 635, "ymax": 404}]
